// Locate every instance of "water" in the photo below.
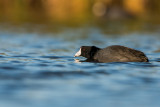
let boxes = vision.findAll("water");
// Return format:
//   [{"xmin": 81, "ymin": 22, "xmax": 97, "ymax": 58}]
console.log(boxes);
[{"xmin": 0, "ymin": 27, "xmax": 160, "ymax": 107}]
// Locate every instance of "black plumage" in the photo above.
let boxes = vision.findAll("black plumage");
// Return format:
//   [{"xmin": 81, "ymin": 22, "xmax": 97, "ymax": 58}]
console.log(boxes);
[{"xmin": 74, "ymin": 45, "xmax": 149, "ymax": 63}]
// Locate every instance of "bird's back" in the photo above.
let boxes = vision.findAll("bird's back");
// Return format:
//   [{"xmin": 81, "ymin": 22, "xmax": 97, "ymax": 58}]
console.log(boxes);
[{"xmin": 93, "ymin": 45, "xmax": 148, "ymax": 62}]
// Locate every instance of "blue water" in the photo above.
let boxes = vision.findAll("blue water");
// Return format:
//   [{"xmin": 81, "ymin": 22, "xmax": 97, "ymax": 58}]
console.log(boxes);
[{"xmin": 0, "ymin": 28, "xmax": 160, "ymax": 107}]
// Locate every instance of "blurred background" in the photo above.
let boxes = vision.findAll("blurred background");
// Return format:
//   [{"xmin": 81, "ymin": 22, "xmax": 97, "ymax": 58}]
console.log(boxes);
[{"xmin": 0, "ymin": 0, "xmax": 160, "ymax": 34}]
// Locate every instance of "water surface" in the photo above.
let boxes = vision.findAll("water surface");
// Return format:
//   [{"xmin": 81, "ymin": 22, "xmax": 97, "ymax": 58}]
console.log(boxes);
[{"xmin": 0, "ymin": 27, "xmax": 160, "ymax": 107}]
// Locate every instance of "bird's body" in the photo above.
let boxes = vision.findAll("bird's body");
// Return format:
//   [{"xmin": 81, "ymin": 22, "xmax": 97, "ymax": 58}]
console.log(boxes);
[{"xmin": 74, "ymin": 45, "xmax": 149, "ymax": 63}]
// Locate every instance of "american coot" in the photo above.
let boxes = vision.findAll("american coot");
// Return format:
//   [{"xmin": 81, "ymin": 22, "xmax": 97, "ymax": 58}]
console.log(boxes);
[{"xmin": 74, "ymin": 45, "xmax": 149, "ymax": 63}]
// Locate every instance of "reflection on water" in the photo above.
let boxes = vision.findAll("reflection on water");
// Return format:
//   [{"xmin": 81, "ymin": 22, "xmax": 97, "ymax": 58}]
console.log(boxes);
[{"xmin": 0, "ymin": 27, "xmax": 160, "ymax": 107}]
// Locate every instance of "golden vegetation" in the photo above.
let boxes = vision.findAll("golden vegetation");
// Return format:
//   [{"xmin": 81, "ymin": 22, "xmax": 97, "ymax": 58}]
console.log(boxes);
[{"xmin": 0, "ymin": 0, "xmax": 159, "ymax": 24}]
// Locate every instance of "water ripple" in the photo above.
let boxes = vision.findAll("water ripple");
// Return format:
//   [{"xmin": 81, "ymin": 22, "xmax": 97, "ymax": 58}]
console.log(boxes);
[{"xmin": 0, "ymin": 31, "xmax": 160, "ymax": 107}]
